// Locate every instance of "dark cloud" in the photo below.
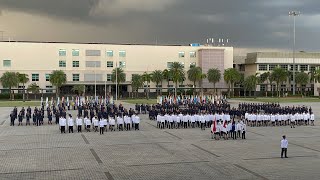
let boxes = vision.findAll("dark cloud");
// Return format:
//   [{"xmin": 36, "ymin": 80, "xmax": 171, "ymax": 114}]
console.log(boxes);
[{"xmin": 0, "ymin": 0, "xmax": 319, "ymax": 51}]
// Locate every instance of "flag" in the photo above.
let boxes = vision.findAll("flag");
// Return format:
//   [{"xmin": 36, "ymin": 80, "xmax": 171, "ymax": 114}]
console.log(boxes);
[
  {"xmin": 45, "ymin": 97, "xmax": 48, "ymax": 108},
  {"xmin": 223, "ymin": 120, "xmax": 227, "ymax": 129},
  {"xmin": 40, "ymin": 97, "xmax": 43, "ymax": 106},
  {"xmin": 51, "ymin": 97, "xmax": 53, "ymax": 106},
  {"xmin": 57, "ymin": 97, "xmax": 60, "ymax": 106},
  {"xmin": 67, "ymin": 97, "xmax": 69, "ymax": 106},
  {"xmin": 212, "ymin": 117, "xmax": 217, "ymax": 132}
]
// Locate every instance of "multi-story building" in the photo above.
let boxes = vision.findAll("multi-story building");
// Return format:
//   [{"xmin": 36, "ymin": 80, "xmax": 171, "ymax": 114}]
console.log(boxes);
[{"xmin": 0, "ymin": 41, "xmax": 233, "ymax": 96}]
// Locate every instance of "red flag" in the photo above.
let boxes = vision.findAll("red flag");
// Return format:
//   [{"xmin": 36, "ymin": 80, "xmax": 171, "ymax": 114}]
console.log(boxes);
[
  {"xmin": 223, "ymin": 120, "xmax": 227, "ymax": 128},
  {"xmin": 212, "ymin": 117, "xmax": 216, "ymax": 132}
]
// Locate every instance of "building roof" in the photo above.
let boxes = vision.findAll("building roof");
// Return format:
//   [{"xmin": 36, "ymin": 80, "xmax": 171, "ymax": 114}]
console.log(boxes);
[{"xmin": 246, "ymin": 52, "xmax": 320, "ymax": 64}]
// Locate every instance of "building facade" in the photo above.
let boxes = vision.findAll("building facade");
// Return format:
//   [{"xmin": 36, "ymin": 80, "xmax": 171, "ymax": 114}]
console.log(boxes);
[{"xmin": 0, "ymin": 41, "xmax": 233, "ymax": 96}]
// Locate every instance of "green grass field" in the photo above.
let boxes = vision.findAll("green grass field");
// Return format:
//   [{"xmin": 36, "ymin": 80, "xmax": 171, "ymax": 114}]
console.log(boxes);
[
  {"xmin": 0, "ymin": 101, "xmax": 42, "ymax": 107},
  {"xmin": 120, "ymin": 99, "xmax": 157, "ymax": 104},
  {"xmin": 232, "ymin": 97, "xmax": 320, "ymax": 103}
]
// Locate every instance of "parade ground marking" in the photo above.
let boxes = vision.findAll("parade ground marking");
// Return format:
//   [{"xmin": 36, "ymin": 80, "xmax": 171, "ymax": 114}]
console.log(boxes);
[
  {"xmin": 90, "ymin": 149, "xmax": 103, "ymax": 164},
  {"xmin": 81, "ymin": 134, "xmax": 90, "ymax": 144},
  {"xmin": 127, "ymin": 160, "xmax": 210, "ymax": 167},
  {"xmin": 164, "ymin": 131, "xmax": 182, "ymax": 140},
  {"xmin": 104, "ymin": 172, "xmax": 114, "ymax": 180},
  {"xmin": 191, "ymin": 144, "xmax": 220, "ymax": 157},
  {"xmin": 233, "ymin": 164, "xmax": 269, "ymax": 180},
  {"xmin": 290, "ymin": 142, "xmax": 320, "ymax": 153}
]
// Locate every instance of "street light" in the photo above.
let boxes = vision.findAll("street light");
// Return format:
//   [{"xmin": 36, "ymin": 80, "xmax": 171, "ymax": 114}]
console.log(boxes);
[{"xmin": 289, "ymin": 11, "xmax": 300, "ymax": 95}]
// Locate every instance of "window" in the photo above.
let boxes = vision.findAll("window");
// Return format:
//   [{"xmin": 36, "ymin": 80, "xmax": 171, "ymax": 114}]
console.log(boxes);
[
  {"xmin": 85, "ymin": 61, "xmax": 101, "ymax": 67},
  {"xmin": 310, "ymin": 66, "xmax": 316, "ymax": 72},
  {"xmin": 59, "ymin": 49, "xmax": 66, "ymax": 56},
  {"xmin": 106, "ymin": 50, "xmax": 113, "ymax": 57},
  {"xmin": 189, "ymin": 62, "xmax": 196, "ymax": 68},
  {"xmin": 107, "ymin": 61, "xmax": 114, "ymax": 68},
  {"xmin": 59, "ymin": 60, "xmax": 66, "ymax": 67},
  {"xmin": 258, "ymin": 64, "xmax": 267, "ymax": 71},
  {"xmin": 107, "ymin": 74, "xmax": 112, "ymax": 81},
  {"xmin": 46, "ymin": 86, "xmax": 53, "ymax": 93},
  {"xmin": 180, "ymin": 62, "xmax": 185, "ymax": 68},
  {"xmin": 85, "ymin": 50, "xmax": 101, "ymax": 56},
  {"xmin": 179, "ymin": 51, "xmax": 185, "ymax": 58},
  {"xmin": 280, "ymin": 64, "xmax": 288, "ymax": 70},
  {"xmin": 190, "ymin": 51, "xmax": 196, "ymax": 58},
  {"xmin": 72, "ymin": 61, "xmax": 79, "ymax": 67},
  {"xmin": 281, "ymin": 84, "xmax": 286, "ymax": 91},
  {"xmin": 289, "ymin": 65, "xmax": 298, "ymax": 71},
  {"xmin": 73, "ymin": 74, "xmax": 80, "ymax": 82},
  {"xmin": 72, "ymin": 49, "xmax": 79, "ymax": 56},
  {"xmin": 45, "ymin": 74, "xmax": 51, "ymax": 82},
  {"xmin": 260, "ymin": 84, "xmax": 266, "ymax": 91},
  {"xmin": 269, "ymin": 64, "xmax": 277, "ymax": 71},
  {"xmin": 3, "ymin": 60, "xmax": 11, "ymax": 67},
  {"xmin": 119, "ymin": 50, "xmax": 126, "ymax": 57},
  {"xmin": 300, "ymin": 65, "xmax": 308, "ymax": 71},
  {"xmin": 167, "ymin": 85, "xmax": 174, "ymax": 88},
  {"xmin": 32, "ymin": 74, "xmax": 39, "ymax": 82},
  {"xmin": 119, "ymin": 61, "xmax": 126, "ymax": 68},
  {"xmin": 167, "ymin": 62, "xmax": 173, "ymax": 68}
]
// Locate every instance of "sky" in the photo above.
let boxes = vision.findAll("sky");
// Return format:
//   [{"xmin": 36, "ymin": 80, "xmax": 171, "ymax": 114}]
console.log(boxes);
[{"xmin": 0, "ymin": 0, "xmax": 319, "ymax": 55}]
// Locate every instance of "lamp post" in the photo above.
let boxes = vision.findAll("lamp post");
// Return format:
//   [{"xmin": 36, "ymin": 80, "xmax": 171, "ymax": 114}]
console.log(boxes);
[
  {"xmin": 115, "ymin": 62, "xmax": 118, "ymax": 101},
  {"xmin": 289, "ymin": 11, "xmax": 300, "ymax": 95},
  {"xmin": 94, "ymin": 61, "xmax": 97, "ymax": 100}
]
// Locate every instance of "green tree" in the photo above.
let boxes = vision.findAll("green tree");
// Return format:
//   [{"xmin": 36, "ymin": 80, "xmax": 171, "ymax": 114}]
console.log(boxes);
[
  {"xmin": 295, "ymin": 72, "xmax": 309, "ymax": 96},
  {"xmin": 207, "ymin": 68, "xmax": 221, "ymax": 94},
  {"xmin": 27, "ymin": 83, "xmax": 40, "ymax": 100},
  {"xmin": 71, "ymin": 85, "xmax": 86, "ymax": 96},
  {"xmin": 151, "ymin": 70, "xmax": 163, "ymax": 96},
  {"xmin": 162, "ymin": 69, "xmax": 172, "ymax": 93},
  {"xmin": 187, "ymin": 66, "xmax": 202, "ymax": 95},
  {"xmin": 169, "ymin": 62, "xmax": 185, "ymax": 97},
  {"xmin": 111, "ymin": 67, "xmax": 126, "ymax": 99},
  {"xmin": 312, "ymin": 68, "xmax": 320, "ymax": 98},
  {"xmin": 142, "ymin": 72, "xmax": 152, "ymax": 99},
  {"xmin": 0, "ymin": 72, "xmax": 19, "ymax": 100},
  {"xmin": 224, "ymin": 68, "xmax": 240, "ymax": 98},
  {"xmin": 260, "ymin": 72, "xmax": 270, "ymax": 97},
  {"xmin": 49, "ymin": 70, "xmax": 67, "ymax": 97},
  {"xmin": 270, "ymin": 67, "xmax": 288, "ymax": 97},
  {"xmin": 131, "ymin": 74, "xmax": 143, "ymax": 98},
  {"xmin": 243, "ymin": 74, "xmax": 259, "ymax": 98},
  {"xmin": 17, "ymin": 73, "xmax": 29, "ymax": 102}
]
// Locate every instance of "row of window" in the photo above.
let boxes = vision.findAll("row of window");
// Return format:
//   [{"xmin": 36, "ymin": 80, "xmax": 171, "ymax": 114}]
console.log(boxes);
[
  {"xmin": 58, "ymin": 60, "xmax": 126, "ymax": 68},
  {"xmin": 259, "ymin": 84, "xmax": 307, "ymax": 91},
  {"xmin": 59, "ymin": 49, "xmax": 127, "ymax": 57},
  {"xmin": 179, "ymin": 51, "xmax": 197, "ymax": 58},
  {"xmin": 258, "ymin": 64, "xmax": 315, "ymax": 72},
  {"xmin": 31, "ymin": 74, "xmax": 114, "ymax": 82},
  {"xmin": 167, "ymin": 62, "xmax": 196, "ymax": 68}
]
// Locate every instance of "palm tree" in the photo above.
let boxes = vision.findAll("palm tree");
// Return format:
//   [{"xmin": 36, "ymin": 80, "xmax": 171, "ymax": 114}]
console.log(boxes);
[
  {"xmin": 270, "ymin": 67, "xmax": 288, "ymax": 97},
  {"xmin": 17, "ymin": 73, "xmax": 29, "ymax": 102},
  {"xmin": 49, "ymin": 70, "xmax": 67, "ymax": 97},
  {"xmin": 224, "ymin": 68, "xmax": 240, "ymax": 98},
  {"xmin": 142, "ymin": 72, "xmax": 152, "ymax": 99},
  {"xmin": 162, "ymin": 69, "xmax": 171, "ymax": 93},
  {"xmin": 0, "ymin": 72, "xmax": 19, "ymax": 100},
  {"xmin": 111, "ymin": 67, "xmax": 126, "ymax": 99},
  {"xmin": 207, "ymin": 68, "xmax": 221, "ymax": 94},
  {"xmin": 71, "ymin": 85, "xmax": 86, "ymax": 96},
  {"xmin": 151, "ymin": 70, "xmax": 163, "ymax": 96},
  {"xmin": 170, "ymin": 62, "xmax": 185, "ymax": 97},
  {"xmin": 313, "ymin": 68, "xmax": 320, "ymax": 98},
  {"xmin": 199, "ymin": 73, "xmax": 207, "ymax": 96},
  {"xmin": 187, "ymin": 66, "xmax": 202, "ymax": 94},
  {"xmin": 244, "ymin": 74, "xmax": 259, "ymax": 98},
  {"xmin": 260, "ymin": 72, "xmax": 270, "ymax": 97},
  {"xmin": 27, "ymin": 83, "xmax": 40, "ymax": 100},
  {"xmin": 131, "ymin": 74, "xmax": 143, "ymax": 98},
  {"xmin": 295, "ymin": 72, "xmax": 309, "ymax": 96}
]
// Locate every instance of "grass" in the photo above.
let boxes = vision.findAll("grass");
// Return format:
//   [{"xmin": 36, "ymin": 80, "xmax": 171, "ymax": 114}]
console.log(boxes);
[
  {"xmin": 232, "ymin": 97, "xmax": 320, "ymax": 103},
  {"xmin": 120, "ymin": 99, "xmax": 157, "ymax": 104},
  {"xmin": 0, "ymin": 101, "xmax": 42, "ymax": 107}
]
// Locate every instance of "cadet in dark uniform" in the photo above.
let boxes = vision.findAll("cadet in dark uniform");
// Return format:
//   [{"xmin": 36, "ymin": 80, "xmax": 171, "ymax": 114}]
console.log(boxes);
[{"xmin": 10, "ymin": 111, "xmax": 15, "ymax": 126}]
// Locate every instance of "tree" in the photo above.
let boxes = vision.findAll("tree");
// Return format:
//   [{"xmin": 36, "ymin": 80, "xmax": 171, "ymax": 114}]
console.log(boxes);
[
  {"xmin": 27, "ymin": 83, "xmax": 40, "ymax": 100},
  {"xmin": 312, "ymin": 68, "xmax": 320, "ymax": 98},
  {"xmin": 131, "ymin": 74, "xmax": 143, "ymax": 98},
  {"xmin": 224, "ymin": 68, "xmax": 240, "ymax": 98},
  {"xmin": 187, "ymin": 66, "xmax": 202, "ymax": 95},
  {"xmin": 111, "ymin": 67, "xmax": 126, "ymax": 99},
  {"xmin": 207, "ymin": 68, "xmax": 221, "ymax": 94},
  {"xmin": 142, "ymin": 72, "xmax": 152, "ymax": 99},
  {"xmin": 162, "ymin": 69, "xmax": 172, "ymax": 93},
  {"xmin": 0, "ymin": 72, "xmax": 19, "ymax": 100},
  {"xmin": 17, "ymin": 73, "xmax": 29, "ymax": 101},
  {"xmin": 260, "ymin": 72, "xmax": 270, "ymax": 97},
  {"xmin": 295, "ymin": 72, "xmax": 309, "ymax": 96},
  {"xmin": 151, "ymin": 70, "xmax": 163, "ymax": 96},
  {"xmin": 199, "ymin": 73, "xmax": 207, "ymax": 96},
  {"xmin": 243, "ymin": 74, "xmax": 259, "ymax": 98},
  {"xmin": 49, "ymin": 70, "xmax": 67, "ymax": 97},
  {"xmin": 71, "ymin": 85, "xmax": 85, "ymax": 96},
  {"xmin": 270, "ymin": 67, "xmax": 288, "ymax": 97},
  {"xmin": 169, "ymin": 62, "xmax": 185, "ymax": 97}
]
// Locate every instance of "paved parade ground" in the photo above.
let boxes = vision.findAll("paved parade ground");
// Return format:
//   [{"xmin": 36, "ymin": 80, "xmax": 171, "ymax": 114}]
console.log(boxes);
[{"xmin": 0, "ymin": 101, "xmax": 320, "ymax": 180}]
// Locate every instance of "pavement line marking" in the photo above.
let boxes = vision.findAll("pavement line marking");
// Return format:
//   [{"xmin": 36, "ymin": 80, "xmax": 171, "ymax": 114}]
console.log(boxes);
[
  {"xmin": 243, "ymin": 155, "xmax": 318, "ymax": 160},
  {"xmin": 0, "ymin": 120, "xmax": 6, "ymax": 125},
  {"xmin": 104, "ymin": 172, "xmax": 114, "ymax": 180},
  {"xmin": 233, "ymin": 164, "xmax": 269, "ymax": 180},
  {"xmin": 191, "ymin": 144, "xmax": 220, "ymax": 157},
  {"xmin": 247, "ymin": 130, "xmax": 265, "ymax": 136},
  {"xmin": 0, "ymin": 168, "xmax": 83, "ymax": 175},
  {"xmin": 164, "ymin": 131, "xmax": 182, "ymax": 140},
  {"xmin": 90, "ymin": 149, "xmax": 103, "ymax": 164},
  {"xmin": 81, "ymin": 134, "xmax": 90, "ymax": 144},
  {"xmin": 145, "ymin": 122, "xmax": 157, "ymax": 128},
  {"xmin": 290, "ymin": 142, "xmax": 320, "ymax": 153},
  {"xmin": 127, "ymin": 160, "xmax": 210, "ymax": 167},
  {"xmin": 0, "ymin": 146, "xmax": 72, "ymax": 152}
]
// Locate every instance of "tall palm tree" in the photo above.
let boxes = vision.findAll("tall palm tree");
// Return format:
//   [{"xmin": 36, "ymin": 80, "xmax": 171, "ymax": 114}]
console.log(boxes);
[
  {"xmin": 162, "ymin": 69, "xmax": 171, "ymax": 93},
  {"xmin": 111, "ymin": 67, "xmax": 126, "ymax": 99},
  {"xmin": 187, "ymin": 66, "xmax": 202, "ymax": 94},
  {"xmin": 270, "ymin": 67, "xmax": 288, "ymax": 97},
  {"xmin": 244, "ymin": 74, "xmax": 259, "ymax": 98},
  {"xmin": 170, "ymin": 62, "xmax": 185, "ymax": 97},
  {"xmin": 207, "ymin": 68, "xmax": 221, "ymax": 94},
  {"xmin": 260, "ymin": 72, "xmax": 270, "ymax": 97},
  {"xmin": 0, "ymin": 72, "xmax": 19, "ymax": 100},
  {"xmin": 142, "ymin": 72, "xmax": 152, "ymax": 99},
  {"xmin": 131, "ymin": 74, "xmax": 143, "ymax": 98},
  {"xmin": 17, "ymin": 73, "xmax": 29, "ymax": 102},
  {"xmin": 224, "ymin": 68, "xmax": 240, "ymax": 98},
  {"xmin": 71, "ymin": 85, "xmax": 86, "ymax": 96},
  {"xmin": 295, "ymin": 72, "xmax": 309, "ymax": 96},
  {"xmin": 49, "ymin": 70, "xmax": 67, "ymax": 97},
  {"xmin": 199, "ymin": 73, "xmax": 207, "ymax": 96},
  {"xmin": 27, "ymin": 83, "xmax": 40, "ymax": 100},
  {"xmin": 151, "ymin": 70, "xmax": 163, "ymax": 96}
]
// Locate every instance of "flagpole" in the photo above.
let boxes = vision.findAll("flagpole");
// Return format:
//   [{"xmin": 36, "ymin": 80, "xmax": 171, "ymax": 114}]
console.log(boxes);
[
  {"xmin": 94, "ymin": 61, "xmax": 97, "ymax": 100},
  {"xmin": 115, "ymin": 62, "xmax": 118, "ymax": 101}
]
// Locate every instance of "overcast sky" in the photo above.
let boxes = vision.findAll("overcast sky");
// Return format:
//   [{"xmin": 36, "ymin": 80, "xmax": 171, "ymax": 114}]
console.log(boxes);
[{"xmin": 0, "ymin": 0, "xmax": 319, "ymax": 54}]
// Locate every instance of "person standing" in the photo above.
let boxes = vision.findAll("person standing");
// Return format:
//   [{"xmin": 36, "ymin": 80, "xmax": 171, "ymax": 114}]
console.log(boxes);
[
  {"xmin": 99, "ymin": 120, "xmax": 104, "ymax": 135},
  {"xmin": 59, "ymin": 116, "xmax": 66, "ymax": 133},
  {"xmin": 76, "ymin": 115, "xmax": 83, "ymax": 133},
  {"xmin": 10, "ymin": 111, "xmax": 15, "ymax": 126},
  {"xmin": 68, "ymin": 114, "xmax": 74, "ymax": 133},
  {"xmin": 281, "ymin": 135, "xmax": 288, "ymax": 158}
]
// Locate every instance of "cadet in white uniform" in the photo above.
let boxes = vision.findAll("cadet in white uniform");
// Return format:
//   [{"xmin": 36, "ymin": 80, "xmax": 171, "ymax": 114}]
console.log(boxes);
[
  {"xmin": 281, "ymin": 135, "xmax": 288, "ymax": 158},
  {"xmin": 99, "ymin": 119, "xmax": 104, "ymax": 134},
  {"xmin": 59, "ymin": 115, "xmax": 66, "ymax": 133},
  {"xmin": 68, "ymin": 114, "xmax": 74, "ymax": 133},
  {"xmin": 93, "ymin": 117, "xmax": 99, "ymax": 132},
  {"xmin": 76, "ymin": 115, "xmax": 83, "ymax": 133},
  {"xmin": 117, "ymin": 115, "xmax": 124, "ymax": 131},
  {"xmin": 85, "ymin": 116, "xmax": 91, "ymax": 132},
  {"xmin": 310, "ymin": 112, "xmax": 315, "ymax": 126},
  {"xmin": 290, "ymin": 113, "xmax": 295, "ymax": 128},
  {"xmin": 109, "ymin": 116, "xmax": 115, "ymax": 131}
]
